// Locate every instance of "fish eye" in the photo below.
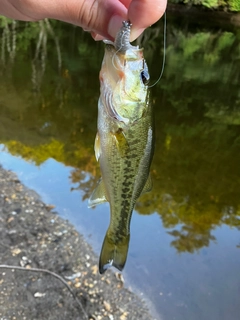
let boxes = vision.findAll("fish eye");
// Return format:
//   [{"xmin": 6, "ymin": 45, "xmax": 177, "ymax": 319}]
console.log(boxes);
[{"xmin": 140, "ymin": 70, "xmax": 150, "ymax": 85}]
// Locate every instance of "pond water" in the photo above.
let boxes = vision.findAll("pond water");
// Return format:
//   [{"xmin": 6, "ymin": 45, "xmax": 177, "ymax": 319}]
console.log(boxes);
[{"xmin": 0, "ymin": 13, "xmax": 240, "ymax": 320}]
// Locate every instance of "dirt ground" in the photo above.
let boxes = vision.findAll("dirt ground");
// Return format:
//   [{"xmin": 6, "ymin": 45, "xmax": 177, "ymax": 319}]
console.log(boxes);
[{"xmin": 0, "ymin": 165, "xmax": 154, "ymax": 320}]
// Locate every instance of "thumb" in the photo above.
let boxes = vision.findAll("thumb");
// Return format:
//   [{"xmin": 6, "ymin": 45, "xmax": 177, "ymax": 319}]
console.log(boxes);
[
  {"xmin": 50, "ymin": 0, "xmax": 127, "ymax": 40},
  {"xmin": 128, "ymin": 0, "xmax": 167, "ymax": 41}
]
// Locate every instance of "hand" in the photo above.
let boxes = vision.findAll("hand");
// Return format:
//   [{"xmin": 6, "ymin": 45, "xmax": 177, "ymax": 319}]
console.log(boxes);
[{"xmin": 0, "ymin": 0, "xmax": 167, "ymax": 41}]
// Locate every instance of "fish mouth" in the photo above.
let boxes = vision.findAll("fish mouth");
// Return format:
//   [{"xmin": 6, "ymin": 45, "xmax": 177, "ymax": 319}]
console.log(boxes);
[
  {"xmin": 100, "ymin": 20, "xmax": 149, "ymax": 124},
  {"xmin": 114, "ymin": 21, "xmax": 137, "ymax": 53},
  {"xmin": 103, "ymin": 21, "xmax": 138, "ymax": 54}
]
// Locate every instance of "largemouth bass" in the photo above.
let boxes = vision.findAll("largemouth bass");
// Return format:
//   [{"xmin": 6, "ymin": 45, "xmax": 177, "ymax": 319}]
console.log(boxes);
[{"xmin": 89, "ymin": 21, "xmax": 154, "ymax": 274}]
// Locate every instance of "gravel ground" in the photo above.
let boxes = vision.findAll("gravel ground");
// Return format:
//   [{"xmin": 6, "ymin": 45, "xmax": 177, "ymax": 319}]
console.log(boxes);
[{"xmin": 0, "ymin": 165, "xmax": 154, "ymax": 320}]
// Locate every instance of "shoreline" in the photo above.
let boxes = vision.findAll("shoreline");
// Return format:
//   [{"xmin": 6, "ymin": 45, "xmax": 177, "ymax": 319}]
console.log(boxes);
[{"xmin": 0, "ymin": 165, "xmax": 156, "ymax": 320}]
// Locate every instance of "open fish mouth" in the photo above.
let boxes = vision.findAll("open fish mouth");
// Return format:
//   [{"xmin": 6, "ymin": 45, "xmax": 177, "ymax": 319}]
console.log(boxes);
[
  {"xmin": 103, "ymin": 20, "xmax": 138, "ymax": 53},
  {"xmin": 114, "ymin": 21, "xmax": 136, "ymax": 53},
  {"xmin": 100, "ymin": 21, "xmax": 150, "ymax": 125}
]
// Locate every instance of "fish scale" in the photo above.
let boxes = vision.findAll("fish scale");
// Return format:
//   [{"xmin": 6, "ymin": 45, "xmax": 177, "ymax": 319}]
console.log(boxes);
[{"xmin": 89, "ymin": 21, "xmax": 154, "ymax": 274}]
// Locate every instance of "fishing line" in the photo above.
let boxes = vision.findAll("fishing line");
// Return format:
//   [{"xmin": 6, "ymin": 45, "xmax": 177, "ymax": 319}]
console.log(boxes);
[
  {"xmin": 111, "ymin": 48, "xmax": 121, "ymax": 71},
  {"xmin": 148, "ymin": 10, "xmax": 167, "ymax": 88},
  {"xmin": 111, "ymin": 29, "xmax": 128, "ymax": 71}
]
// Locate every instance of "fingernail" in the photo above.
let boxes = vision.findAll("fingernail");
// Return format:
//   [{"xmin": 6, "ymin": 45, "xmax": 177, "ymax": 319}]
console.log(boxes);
[
  {"xmin": 91, "ymin": 32, "xmax": 105, "ymax": 41},
  {"xmin": 130, "ymin": 28, "xmax": 145, "ymax": 42},
  {"xmin": 108, "ymin": 15, "xmax": 124, "ymax": 40}
]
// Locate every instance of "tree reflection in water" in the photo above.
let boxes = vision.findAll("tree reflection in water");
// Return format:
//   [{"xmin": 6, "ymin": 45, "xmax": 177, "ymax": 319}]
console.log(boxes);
[{"xmin": 0, "ymin": 15, "xmax": 240, "ymax": 254}]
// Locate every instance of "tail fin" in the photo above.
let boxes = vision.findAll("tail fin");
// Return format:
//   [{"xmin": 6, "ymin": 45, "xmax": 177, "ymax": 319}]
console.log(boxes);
[{"xmin": 99, "ymin": 232, "xmax": 130, "ymax": 274}]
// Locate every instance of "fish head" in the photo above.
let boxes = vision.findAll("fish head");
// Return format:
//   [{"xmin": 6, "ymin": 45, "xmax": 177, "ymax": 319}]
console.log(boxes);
[{"xmin": 100, "ymin": 43, "xmax": 150, "ymax": 124}]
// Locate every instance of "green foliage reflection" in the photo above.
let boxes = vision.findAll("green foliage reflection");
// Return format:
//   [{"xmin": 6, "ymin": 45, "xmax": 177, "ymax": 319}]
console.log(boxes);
[
  {"xmin": 0, "ymin": 18, "xmax": 240, "ymax": 254},
  {"xmin": 169, "ymin": 0, "xmax": 240, "ymax": 11}
]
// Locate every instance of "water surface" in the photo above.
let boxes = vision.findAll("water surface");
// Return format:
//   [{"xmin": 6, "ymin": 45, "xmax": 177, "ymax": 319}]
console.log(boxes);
[{"xmin": 0, "ymin": 14, "xmax": 240, "ymax": 320}]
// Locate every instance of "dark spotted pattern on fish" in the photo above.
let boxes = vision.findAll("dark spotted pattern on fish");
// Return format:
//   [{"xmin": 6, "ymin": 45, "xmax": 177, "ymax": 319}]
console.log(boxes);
[
  {"xmin": 90, "ymin": 20, "xmax": 154, "ymax": 273},
  {"xmin": 105, "ymin": 112, "xmax": 153, "ymax": 244}
]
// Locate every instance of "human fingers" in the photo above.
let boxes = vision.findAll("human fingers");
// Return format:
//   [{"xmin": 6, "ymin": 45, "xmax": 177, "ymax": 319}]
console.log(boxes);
[
  {"xmin": 0, "ymin": 0, "xmax": 128, "ymax": 40},
  {"xmin": 90, "ymin": 0, "xmax": 131, "ymax": 41},
  {"xmin": 60, "ymin": 0, "xmax": 128, "ymax": 40},
  {"xmin": 128, "ymin": 0, "xmax": 167, "ymax": 41},
  {"xmin": 117, "ymin": 0, "xmax": 132, "ymax": 8}
]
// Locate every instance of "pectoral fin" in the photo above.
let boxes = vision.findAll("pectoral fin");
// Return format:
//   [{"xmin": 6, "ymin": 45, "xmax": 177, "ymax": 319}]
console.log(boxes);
[
  {"xmin": 94, "ymin": 132, "xmax": 101, "ymax": 161},
  {"xmin": 113, "ymin": 129, "xmax": 129, "ymax": 157},
  {"xmin": 141, "ymin": 175, "xmax": 152, "ymax": 194},
  {"xmin": 88, "ymin": 178, "xmax": 107, "ymax": 208}
]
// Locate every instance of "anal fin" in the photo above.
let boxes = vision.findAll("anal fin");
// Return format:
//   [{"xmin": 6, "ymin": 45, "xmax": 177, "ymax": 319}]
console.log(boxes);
[{"xmin": 88, "ymin": 178, "xmax": 107, "ymax": 208}]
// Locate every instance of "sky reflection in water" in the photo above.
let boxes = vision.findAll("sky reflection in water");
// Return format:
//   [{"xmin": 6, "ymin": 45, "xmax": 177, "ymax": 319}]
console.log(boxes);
[{"xmin": 0, "ymin": 14, "xmax": 240, "ymax": 320}]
